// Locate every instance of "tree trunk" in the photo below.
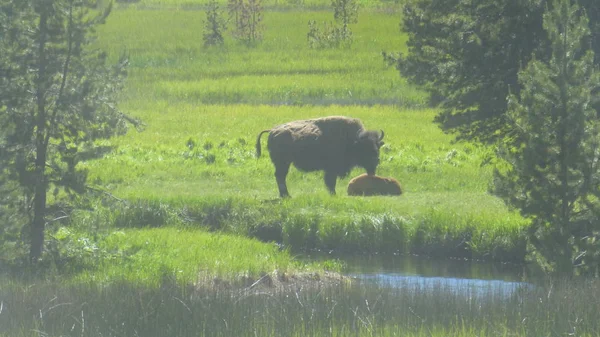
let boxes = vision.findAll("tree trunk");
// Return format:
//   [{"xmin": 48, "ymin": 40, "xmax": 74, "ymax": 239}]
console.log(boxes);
[
  {"xmin": 556, "ymin": 25, "xmax": 573, "ymax": 276},
  {"xmin": 30, "ymin": 172, "xmax": 47, "ymax": 262},
  {"xmin": 30, "ymin": 9, "xmax": 48, "ymax": 263}
]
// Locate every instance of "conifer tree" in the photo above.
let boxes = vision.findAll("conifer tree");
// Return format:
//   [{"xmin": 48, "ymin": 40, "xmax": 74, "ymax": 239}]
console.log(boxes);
[
  {"xmin": 0, "ymin": 0, "xmax": 138, "ymax": 262},
  {"xmin": 494, "ymin": 0, "xmax": 600, "ymax": 275},
  {"xmin": 395, "ymin": 0, "xmax": 600, "ymax": 143}
]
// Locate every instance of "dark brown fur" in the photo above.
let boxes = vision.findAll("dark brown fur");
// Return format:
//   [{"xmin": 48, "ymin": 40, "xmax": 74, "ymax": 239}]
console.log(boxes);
[
  {"xmin": 256, "ymin": 116, "xmax": 384, "ymax": 197},
  {"xmin": 347, "ymin": 173, "xmax": 402, "ymax": 196}
]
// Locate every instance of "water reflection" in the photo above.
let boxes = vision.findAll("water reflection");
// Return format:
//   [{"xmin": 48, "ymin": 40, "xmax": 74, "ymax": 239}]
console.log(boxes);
[
  {"xmin": 340, "ymin": 255, "xmax": 525, "ymax": 281},
  {"xmin": 307, "ymin": 254, "xmax": 529, "ymax": 295},
  {"xmin": 353, "ymin": 273, "xmax": 528, "ymax": 297}
]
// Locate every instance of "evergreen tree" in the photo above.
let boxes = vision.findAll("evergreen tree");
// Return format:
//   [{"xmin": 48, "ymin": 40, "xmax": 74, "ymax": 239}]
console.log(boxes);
[
  {"xmin": 203, "ymin": 0, "xmax": 227, "ymax": 47},
  {"xmin": 0, "ymin": 0, "xmax": 138, "ymax": 263},
  {"xmin": 394, "ymin": 0, "xmax": 600, "ymax": 143},
  {"xmin": 494, "ymin": 0, "xmax": 600, "ymax": 276}
]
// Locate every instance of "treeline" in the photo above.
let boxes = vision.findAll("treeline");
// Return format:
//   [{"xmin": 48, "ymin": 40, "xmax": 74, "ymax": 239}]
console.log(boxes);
[{"xmin": 391, "ymin": 0, "xmax": 600, "ymax": 276}]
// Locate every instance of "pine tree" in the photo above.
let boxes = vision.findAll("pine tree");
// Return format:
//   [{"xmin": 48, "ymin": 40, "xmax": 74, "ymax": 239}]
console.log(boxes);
[
  {"xmin": 394, "ymin": 0, "xmax": 600, "ymax": 143},
  {"xmin": 494, "ymin": 0, "xmax": 600, "ymax": 276},
  {"xmin": 0, "ymin": 0, "xmax": 139, "ymax": 263}
]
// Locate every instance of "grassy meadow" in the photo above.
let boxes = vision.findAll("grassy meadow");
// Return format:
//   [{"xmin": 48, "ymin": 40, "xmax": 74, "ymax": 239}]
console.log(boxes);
[
  {"xmin": 4, "ymin": 1, "xmax": 600, "ymax": 336},
  {"xmin": 73, "ymin": 4, "xmax": 529, "ymax": 263}
]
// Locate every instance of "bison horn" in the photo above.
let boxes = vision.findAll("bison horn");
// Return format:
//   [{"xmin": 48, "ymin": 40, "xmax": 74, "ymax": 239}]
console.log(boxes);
[{"xmin": 379, "ymin": 130, "xmax": 385, "ymax": 141}]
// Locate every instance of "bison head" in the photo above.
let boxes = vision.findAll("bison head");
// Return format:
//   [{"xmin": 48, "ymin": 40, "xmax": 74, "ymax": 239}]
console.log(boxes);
[{"xmin": 353, "ymin": 130, "xmax": 384, "ymax": 175}]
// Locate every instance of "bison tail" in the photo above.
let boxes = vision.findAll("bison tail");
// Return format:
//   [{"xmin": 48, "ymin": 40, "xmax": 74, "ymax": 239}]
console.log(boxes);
[{"xmin": 255, "ymin": 130, "xmax": 270, "ymax": 158}]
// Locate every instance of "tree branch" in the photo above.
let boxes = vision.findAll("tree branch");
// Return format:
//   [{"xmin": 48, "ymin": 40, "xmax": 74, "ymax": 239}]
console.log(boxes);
[
  {"xmin": 85, "ymin": 185, "xmax": 128, "ymax": 204},
  {"xmin": 45, "ymin": 0, "xmax": 75, "ymax": 150}
]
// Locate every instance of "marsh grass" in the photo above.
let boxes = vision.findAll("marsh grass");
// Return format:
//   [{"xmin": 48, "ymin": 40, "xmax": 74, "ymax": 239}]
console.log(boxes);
[
  {"xmin": 72, "ymin": 194, "xmax": 526, "ymax": 263},
  {"xmin": 1, "ymin": 277, "xmax": 599, "ymax": 337}
]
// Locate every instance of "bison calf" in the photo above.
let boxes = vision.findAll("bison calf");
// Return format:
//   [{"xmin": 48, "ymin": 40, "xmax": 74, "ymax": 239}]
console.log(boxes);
[
  {"xmin": 256, "ymin": 116, "xmax": 384, "ymax": 198},
  {"xmin": 347, "ymin": 173, "xmax": 402, "ymax": 196}
]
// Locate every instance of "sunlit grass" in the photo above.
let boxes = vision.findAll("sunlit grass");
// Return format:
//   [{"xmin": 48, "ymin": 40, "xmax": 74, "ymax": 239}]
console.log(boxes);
[
  {"xmin": 69, "ymin": 4, "xmax": 530, "ymax": 263},
  {"xmin": 72, "ymin": 227, "xmax": 319, "ymax": 286},
  {"xmin": 85, "ymin": 105, "xmax": 493, "ymax": 197},
  {"xmin": 76, "ymin": 4, "xmax": 530, "ymax": 262},
  {"xmin": 97, "ymin": 10, "xmax": 414, "ymax": 107}
]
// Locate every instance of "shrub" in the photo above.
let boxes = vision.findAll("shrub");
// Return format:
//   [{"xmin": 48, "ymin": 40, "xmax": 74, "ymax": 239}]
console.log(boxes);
[{"xmin": 203, "ymin": 0, "xmax": 227, "ymax": 47}]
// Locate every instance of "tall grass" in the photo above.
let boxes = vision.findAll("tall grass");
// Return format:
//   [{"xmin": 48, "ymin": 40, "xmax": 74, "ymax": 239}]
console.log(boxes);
[
  {"xmin": 1, "ymin": 277, "xmax": 599, "ymax": 337},
  {"xmin": 71, "ymin": 195, "xmax": 526, "ymax": 262}
]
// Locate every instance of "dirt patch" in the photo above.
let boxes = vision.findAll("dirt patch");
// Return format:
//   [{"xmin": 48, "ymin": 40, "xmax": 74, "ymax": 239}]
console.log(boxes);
[{"xmin": 195, "ymin": 269, "xmax": 350, "ymax": 295}]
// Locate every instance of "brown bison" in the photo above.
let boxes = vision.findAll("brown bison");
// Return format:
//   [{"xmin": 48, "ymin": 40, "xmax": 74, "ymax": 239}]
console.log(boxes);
[
  {"xmin": 256, "ymin": 116, "xmax": 384, "ymax": 198},
  {"xmin": 347, "ymin": 173, "xmax": 402, "ymax": 196}
]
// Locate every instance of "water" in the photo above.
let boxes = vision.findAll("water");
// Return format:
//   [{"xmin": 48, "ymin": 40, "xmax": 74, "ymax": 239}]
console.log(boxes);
[{"xmin": 309, "ymin": 254, "xmax": 530, "ymax": 296}]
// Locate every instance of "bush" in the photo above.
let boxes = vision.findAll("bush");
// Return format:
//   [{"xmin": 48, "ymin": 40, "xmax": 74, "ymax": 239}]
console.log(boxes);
[
  {"xmin": 203, "ymin": 0, "xmax": 227, "ymax": 47},
  {"xmin": 113, "ymin": 200, "xmax": 173, "ymax": 228}
]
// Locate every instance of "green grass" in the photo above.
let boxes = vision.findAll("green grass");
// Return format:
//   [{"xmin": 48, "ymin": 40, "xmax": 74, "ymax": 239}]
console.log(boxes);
[
  {"xmin": 2, "ymin": 277, "xmax": 599, "ymax": 337},
  {"xmin": 67, "ymin": 3, "xmax": 531, "ymax": 263},
  {"xmin": 85, "ymin": 106, "xmax": 492, "ymax": 197},
  {"xmin": 78, "ymin": 227, "xmax": 321, "ymax": 285},
  {"xmin": 20, "ymin": 223, "xmax": 327, "ymax": 287}
]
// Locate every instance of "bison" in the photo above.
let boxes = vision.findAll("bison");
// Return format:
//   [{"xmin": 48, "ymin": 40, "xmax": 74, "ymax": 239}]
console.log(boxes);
[
  {"xmin": 347, "ymin": 173, "xmax": 402, "ymax": 196},
  {"xmin": 256, "ymin": 116, "xmax": 384, "ymax": 198}
]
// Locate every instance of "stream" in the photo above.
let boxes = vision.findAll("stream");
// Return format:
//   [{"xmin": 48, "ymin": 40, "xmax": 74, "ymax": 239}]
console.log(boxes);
[{"xmin": 308, "ymin": 254, "xmax": 530, "ymax": 296}]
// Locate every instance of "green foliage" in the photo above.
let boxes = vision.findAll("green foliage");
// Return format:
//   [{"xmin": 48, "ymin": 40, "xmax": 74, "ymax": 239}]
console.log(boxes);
[
  {"xmin": 494, "ymin": 0, "xmax": 600, "ymax": 276},
  {"xmin": 113, "ymin": 200, "xmax": 174, "ymax": 228},
  {"xmin": 228, "ymin": 0, "xmax": 263, "ymax": 45},
  {"xmin": 394, "ymin": 0, "xmax": 600, "ymax": 143},
  {"xmin": 307, "ymin": 0, "xmax": 358, "ymax": 48},
  {"xmin": 44, "ymin": 227, "xmax": 110, "ymax": 274},
  {"xmin": 0, "ymin": 0, "xmax": 138, "ymax": 262},
  {"xmin": 203, "ymin": 0, "xmax": 227, "ymax": 47},
  {"xmin": 331, "ymin": 0, "xmax": 358, "ymax": 39},
  {"xmin": 307, "ymin": 19, "xmax": 346, "ymax": 48}
]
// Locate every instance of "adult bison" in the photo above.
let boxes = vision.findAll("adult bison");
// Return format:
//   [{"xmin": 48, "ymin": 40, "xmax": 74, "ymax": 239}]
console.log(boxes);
[
  {"xmin": 347, "ymin": 173, "xmax": 402, "ymax": 196},
  {"xmin": 256, "ymin": 116, "xmax": 384, "ymax": 198}
]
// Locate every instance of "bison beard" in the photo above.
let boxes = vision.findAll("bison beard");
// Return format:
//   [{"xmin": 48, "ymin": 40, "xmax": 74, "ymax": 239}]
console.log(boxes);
[{"xmin": 256, "ymin": 116, "xmax": 384, "ymax": 198}]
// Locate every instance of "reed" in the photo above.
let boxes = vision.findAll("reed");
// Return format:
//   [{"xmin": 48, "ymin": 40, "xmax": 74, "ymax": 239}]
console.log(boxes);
[{"xmin": 1, "ymin": 277, "xmax": 598, "ymax": 337}]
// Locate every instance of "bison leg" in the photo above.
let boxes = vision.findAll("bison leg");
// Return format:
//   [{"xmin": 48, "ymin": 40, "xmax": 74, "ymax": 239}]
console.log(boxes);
[
  {"xmin": 324, "ymin": 171, "xmax": 337, "ymax": 195},
  {"xmin": 275, "ymin": 162, "xmax": 291, "ymax": 198}
]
